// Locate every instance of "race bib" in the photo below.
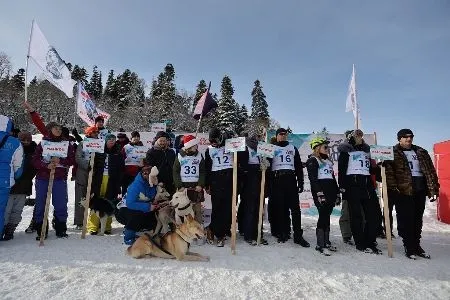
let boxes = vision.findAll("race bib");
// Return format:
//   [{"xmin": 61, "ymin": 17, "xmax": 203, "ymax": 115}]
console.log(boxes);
[
  {"xmin": 179, "ymin": 153, "xmax": 202, "ymax": 182},
  {"xmin": 317, "ymin": 158, "xmax": 334, "ymax": 180},
  {"xmin": 248, "ymin": 148, "xmax": 260, "ymax": 165},
  {"xmin": 210, "ymin": 147, "xmax": 233, "ymax": 171},
  {"xmin": 403, "ymin": 150, "xmax": 423, "ymax": 177},
  {"xmin": 271, "ymin": 144, "xmax": 295, "ymax": 171},
  {"xmin": 346, "ymin": 151, "xmax": 370, "ymax": 175}
]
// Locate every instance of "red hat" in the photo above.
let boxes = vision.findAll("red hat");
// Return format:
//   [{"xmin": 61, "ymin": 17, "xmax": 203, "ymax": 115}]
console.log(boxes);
[{"xmin": 182, "ymin": 135, "xmax": 199, "ymax": 149}]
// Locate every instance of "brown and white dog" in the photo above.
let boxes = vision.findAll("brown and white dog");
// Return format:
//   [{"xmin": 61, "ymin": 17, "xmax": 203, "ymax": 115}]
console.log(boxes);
[{"xmin": 127, "ymin": 214, "xmax": 210, "ymax": 262}]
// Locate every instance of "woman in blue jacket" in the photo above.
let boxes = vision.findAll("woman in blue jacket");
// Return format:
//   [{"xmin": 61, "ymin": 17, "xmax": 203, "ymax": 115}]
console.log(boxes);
[{"xmin": 123, "ymin": 165, "xmax": 157, "ymax": 245}]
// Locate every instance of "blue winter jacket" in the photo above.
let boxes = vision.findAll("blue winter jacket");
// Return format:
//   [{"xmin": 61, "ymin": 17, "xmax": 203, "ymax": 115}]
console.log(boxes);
[
  {"xmin": 125, "ymin": 173, "xmax": 157, "ymax": 212},
  {"xmin": 0, "ymin": 116, "xmax": 24, "ymax": 189}
]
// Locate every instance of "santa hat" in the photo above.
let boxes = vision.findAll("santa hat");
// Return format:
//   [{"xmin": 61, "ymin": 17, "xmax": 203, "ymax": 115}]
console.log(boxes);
[{"xmin": 182, "ymin": 135, "xmax": 199, "ymax": 149}]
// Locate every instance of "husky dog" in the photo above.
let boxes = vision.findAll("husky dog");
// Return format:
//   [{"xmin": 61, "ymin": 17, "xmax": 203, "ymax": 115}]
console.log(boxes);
[{"xmin": 171, "ymin": 188, "xmax": 194, "ymax": 225}]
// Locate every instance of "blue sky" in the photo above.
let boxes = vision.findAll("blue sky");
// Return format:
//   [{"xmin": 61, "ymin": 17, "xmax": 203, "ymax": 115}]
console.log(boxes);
[{"xmin": 1, "ymin": 0, "xmax": 449, "ymax": 150}]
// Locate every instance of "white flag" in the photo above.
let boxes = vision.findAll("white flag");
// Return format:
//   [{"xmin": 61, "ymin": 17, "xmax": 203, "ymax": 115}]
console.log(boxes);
[
  {"xmin": 346, "ymin": 64, "xmax": 360, "ymax": 128},
  {"xmin": 28, "ymin": 20, "xmax": 76, "ymax": 98},
  {"xmin": 77, "ymin": 82, "xmax": 110, "ymax": 126}
]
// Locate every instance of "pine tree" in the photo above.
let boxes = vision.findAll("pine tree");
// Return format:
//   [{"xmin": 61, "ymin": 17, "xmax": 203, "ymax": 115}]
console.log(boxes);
[
  {"xmin": 193, "ymin": 79, "xmax": 207, "ymax": 112},
  {"xmin": 116, "ymin": 69, "xmax": 133, "ymax": 109},
  {"xmin": 104, "ymin": 70, "xmax": 117, "ymax": 100},
  {"xmin": 235, "ymin": 104, "xmax": 248, "ymax": 135},
  {"xmin": 87, "ymin": 65, "xmax": 102, "ymax": 99},
  {"xmin": 11, "ymin": 68, "xmax": 25, "ymax": 92},
  {"xmin": 71, "ymin": 65, "xmax": 89, "ymax": 87},
  {"xmin": 150, "ymin": 64, "xmax": 176, "ymax": 121},
  {"xmin": 250, "ymin": 79, "xmax": 269, "ymax": 134},
  {"xmin": 217, "ymin": 75, "xmax": 237, "ymax": 132}
]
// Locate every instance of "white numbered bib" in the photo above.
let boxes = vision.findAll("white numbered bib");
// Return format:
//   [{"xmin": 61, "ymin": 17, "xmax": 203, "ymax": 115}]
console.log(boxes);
[
  {"xmin": 124, "ymin": 144, "xmax": 146, "ymax": 166},
  {"xmin": 317, "ymin": 158, "xmax": 334, "ymax": 179},
  {"xmin": 248, "ymin": 148, "xmax": 260, "ymax": 165},
  {"xmin": 346, "ymin": 151, "xmax": 370, "ymax": 175},
  {"xmin": 271, "ymin": 144, "xmax": 295, "ymax": 171},
  {"xmin": 103, "ymin": 154, "xmax": 109, "ymax": 175},
  {"xmin": 179, "ymin": 153, "xmax": 202, "ymax": 182},
  {"xmin": 403, "ymin": 151, "xmax": 423, "ymax": 177},
  {"xmin": 210, "ymin": 147, "xmax": 233, "ymax": 171}
]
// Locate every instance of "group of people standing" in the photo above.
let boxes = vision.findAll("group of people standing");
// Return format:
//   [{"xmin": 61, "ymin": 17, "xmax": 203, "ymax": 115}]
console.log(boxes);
[{"xmin": 0, "ymin": 108, "xmax": 440, "ymax": 260}]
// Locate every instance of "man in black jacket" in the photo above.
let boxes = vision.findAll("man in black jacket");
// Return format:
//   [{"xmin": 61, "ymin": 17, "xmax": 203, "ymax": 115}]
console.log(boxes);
[
  {"xmin": 145, "ymin": 131, "xmax": 176, "ymax": 195},
  {"xmin": 268, "ymin": 128, "xmax": 309, "ymax": 247}
]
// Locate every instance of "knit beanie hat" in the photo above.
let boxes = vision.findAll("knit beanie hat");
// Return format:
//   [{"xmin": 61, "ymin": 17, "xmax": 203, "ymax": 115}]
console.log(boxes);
[
  {"xmin": 105, "ymin": 133, "xmax": 116, "ymax": 141},
  {"xmin": 131, "ymin": 131, "xmax": 140, "ymax": 138},
  {"xmin": 182, "ymin": 135, "xmax": 199, "ymax": 149},
  {"xmin": 155, "ymin": 131, "xmax": 170, "ymax": 140},
  {"xmin": 397, "ymin": 129, "xmax": 414, "ymax": 141},
  {"xmin": 84, "ymin": 126, "xmax": 99, "ymax": 137}
]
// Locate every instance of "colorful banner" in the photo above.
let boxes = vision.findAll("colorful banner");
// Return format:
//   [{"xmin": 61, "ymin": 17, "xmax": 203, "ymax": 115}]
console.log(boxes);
[{"xmin": 77, "ymin": 83, "xmax": 110, "ymax": 126}]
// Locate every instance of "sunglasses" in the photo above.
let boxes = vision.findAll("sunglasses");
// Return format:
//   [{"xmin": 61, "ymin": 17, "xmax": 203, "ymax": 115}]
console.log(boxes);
[
  {"xmin": 322, "ymin": 145, "xmax": 329, "ymax": 149},
  {"xmin": 278, "ymin": 132, "xmax": 287, "ymax": 136},
  {"xmin": 402, "ymin": 135, "xmax": 414, "ymax": 139}
]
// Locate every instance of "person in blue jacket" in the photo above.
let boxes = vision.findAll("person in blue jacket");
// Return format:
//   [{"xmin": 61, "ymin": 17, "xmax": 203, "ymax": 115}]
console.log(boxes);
[
  {"xmin": 0, "ymin": 115, "xmax": 24, "ymax": 239},
  {"xmin": 123, "ymin": 165, "xmax": 157, "ymax": 245}
]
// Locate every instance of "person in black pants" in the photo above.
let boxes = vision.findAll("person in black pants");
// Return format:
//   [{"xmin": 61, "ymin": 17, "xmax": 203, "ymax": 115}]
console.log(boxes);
[
  {"xmin": 338, "ymin": 129, "xmax": 382, "ymax": 254},
  {"xmin": 306, "ymin": 137, "xmax": 341, "ymax": 256}
]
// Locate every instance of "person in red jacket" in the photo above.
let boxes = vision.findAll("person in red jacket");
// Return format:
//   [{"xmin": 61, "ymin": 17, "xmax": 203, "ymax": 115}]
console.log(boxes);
[{"xmin": 32, "ymin": 122, "xmax": 75, "ymax": 240}]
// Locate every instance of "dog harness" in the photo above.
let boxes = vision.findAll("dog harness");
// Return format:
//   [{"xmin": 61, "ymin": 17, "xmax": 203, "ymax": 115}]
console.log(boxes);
[{"xmin": 143, "ymin": 232, "xmax": 173, "ymax": 256}]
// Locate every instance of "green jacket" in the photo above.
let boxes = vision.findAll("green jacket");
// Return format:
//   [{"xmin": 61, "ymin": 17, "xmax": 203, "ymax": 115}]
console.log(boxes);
[{"xmin": 173, "ymin": 149, "xmax": 205, "ymax": 189}]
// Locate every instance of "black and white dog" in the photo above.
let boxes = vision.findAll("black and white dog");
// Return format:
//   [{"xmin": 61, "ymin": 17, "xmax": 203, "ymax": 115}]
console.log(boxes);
[{"xmin": 80, "ymin": 194, "xmax": 116, "ymax": 235}]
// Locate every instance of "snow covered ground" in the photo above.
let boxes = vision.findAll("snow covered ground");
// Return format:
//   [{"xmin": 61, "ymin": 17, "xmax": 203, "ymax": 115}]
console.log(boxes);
[
  {"xmin": 1, "ymin": 179, "xmax": 449, "ymax": 300},
  {"xmin": 0, "ymin": 135, "xmax": 449, "ymax": 299}
]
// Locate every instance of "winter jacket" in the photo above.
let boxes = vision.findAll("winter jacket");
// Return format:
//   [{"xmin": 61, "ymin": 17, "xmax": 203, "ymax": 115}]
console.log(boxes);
[
  {"xmin": 337, "ymin": 141, "xmax": 377, "ymax": 190},
  {"xmin": 384, "ymin": 144, "xmax": 439, "ymax": 197},
  {"xmin": 125, "ymin": 173, "xmax": 157, "ymax": 212},
  {"xmin": 122, "ymin": 141, "xmax": 145, "ymax": 177},
  {"xmin": 173, "ymin": 148, "xmax": 206, "ymax": 189},
  {"xmin": 32, "ymin": 135, "xmax": 75, "ymax": 180},
  {"xmin": 10, "ymin": 141, "xmax": 37, "ymax": 195},
  {"xmin": 91, "ymin": 143, "xmax": 125, "ymax": 200},
  {"xmin": 268, "ymin": 141, "xmax": 304, "ymax": 190},
  {"xmin": 0, "ymin": 116, "xmax": 24, "ymax": 189},
  {"xmin": 145, "ymin": 143, "xmax": 176, "ymax": 193},
  {"xmin": 306, "ymin": 154, "xmax": 339, "ymax": 204},
  {"xmin": 30, "ymin": 111, "xmax": 49, "ymax": 136}
]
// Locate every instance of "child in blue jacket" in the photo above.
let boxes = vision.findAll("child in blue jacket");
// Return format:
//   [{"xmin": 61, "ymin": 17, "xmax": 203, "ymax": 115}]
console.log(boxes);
[{"xmin": 123, "ymin": 166, "xmax": 157, "ymax": 245}]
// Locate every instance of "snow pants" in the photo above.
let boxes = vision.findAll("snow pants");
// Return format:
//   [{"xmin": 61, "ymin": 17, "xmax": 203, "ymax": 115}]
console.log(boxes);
[
  {"xmin": 241, "ymin": 169, "xmax": 263, "ymax": 241},
  {"xmin": 269, "ymin": 172, "xmax": 303, "ymax": 239},
  {"xmin": 4, "ymin": 194, "xmax": 27, "ymax": 225},
  {"xmin": 391, "ymin": 190, "xmax": 427, "ymax": 253},
  {"xmin": 339, "ymin": 199, "xmax": 352, "ymax": 239},
  {"xmin": 346, "ymin": 183, "xmax": 380, "ymax": 250},
  {"xmin": 0, "ymin": 188, "xmax": 10, "ymax": 236},
  {"xmin": 209, "ymin": 169, "xmax": 233, "ymax": 240},
  {"xmin": 35, "ymin": 179, "xmax": 68, "ymax": 223},
  {"xmin": 74, "ymin": 182, "xmax": 87, "ymax": 226}
]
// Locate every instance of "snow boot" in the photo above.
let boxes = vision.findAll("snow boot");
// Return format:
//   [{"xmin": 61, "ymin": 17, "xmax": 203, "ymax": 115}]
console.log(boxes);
[
  {"xmin": 416, "ymin": 245, "xmax": 431, "ymax": 259},
  {"xmin": 294, "ymin": 231, "xmax": 310, "ymax": 248},
  {"xmin": 25, "ymin": 219, "xmax": 36, "ymax": 233},
  {"xmin": 324, "ymin": 227, "xmax": 337, "ymax": 252},
  {"xmin": 35, "ymin": 222, "xmax": 49, "ymax": 241},
  {"xmin": 216, "ymin": 238, "xmax": 225, "ymax": 247},
  {"xmin": 2, "ymin": 223, "xmax": 17, "ymax": 241},
  {"xmin": 54, "ymin": 220, "xmax": 68, "ymax": 238},
  {"xmin": 124, "ymin": 228, "xmax": 137, "ymax": 245},
  {"xmin": 343, "ymin": 237, "xmax": 354, "ymax": 245}
]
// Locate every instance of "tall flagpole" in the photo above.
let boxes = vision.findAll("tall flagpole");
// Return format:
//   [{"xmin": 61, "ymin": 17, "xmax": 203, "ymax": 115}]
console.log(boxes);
[
  {"xmin": 24, "ymin": 20, "xmax": 35, "ymax": 103},
  {"xmin": 353, "ymin": 64, "xmax": 359, "ymax": 130}
]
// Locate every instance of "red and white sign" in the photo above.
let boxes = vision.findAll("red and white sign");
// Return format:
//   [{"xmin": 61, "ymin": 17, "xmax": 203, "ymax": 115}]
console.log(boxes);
[
  {"xmin": 83, "ymin": 138, "xmax": 105, "ymax": 153},
  {"xmin": 42, "ymin": 140, "xmax": 69, "ymax": 158},
  {"xmin": 257, "ymin": 142, "xmax": 275, "ymax": 158},
  {"xmin": 151, "ymin": 123, "xmax": 166, "ymax": 133},
  {"xmin": 225, "ymin": 137, "xmax": 246, "ymax": 153}
]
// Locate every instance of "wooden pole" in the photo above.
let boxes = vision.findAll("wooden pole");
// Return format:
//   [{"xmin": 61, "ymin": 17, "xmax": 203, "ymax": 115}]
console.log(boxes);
[
  {"xmin": 81, "ymin": 153, "xmax": 96, "ymax": 239},
  {"xmin": 24, "ymin": 20, "xmax": 34, "ymax": 103},
  {"xmin": 231, "ymin": 152, "xmax": 238, "ymax": 254},
  {"xmin": 381, "ymin": 165, "xmax": 394, "ymax": 258},
  {"xmin": 257, "ymin": 167, "xmax": 266, "ymax": 245},
  {"xmin": 39, "ymin": 168, "xmax": 55, "ymax": 246}
]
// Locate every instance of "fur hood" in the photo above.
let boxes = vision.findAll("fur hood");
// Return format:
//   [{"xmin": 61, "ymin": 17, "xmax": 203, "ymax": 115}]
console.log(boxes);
[{"xmin": 337, "ymin": 141, "xmax": 370, "ymax": 153}]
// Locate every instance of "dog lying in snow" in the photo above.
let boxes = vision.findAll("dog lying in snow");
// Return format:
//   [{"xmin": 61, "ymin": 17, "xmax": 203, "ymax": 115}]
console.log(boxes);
[
  {"xmin": 170, "ymin": 188, "xmax": 194, "ymax": 225},
  {"xmin": 127, "ymin": 214, "xmax": 209, "ymax": 261}
]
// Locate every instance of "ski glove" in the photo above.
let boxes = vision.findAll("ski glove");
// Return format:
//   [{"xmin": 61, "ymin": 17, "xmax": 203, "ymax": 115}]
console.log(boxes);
[
  {"xmin": 317, "ymin": 192, "xmax": 326, "ymax": 205},
  {"xmin": 430, "ymin": 195, "xmax": 438, "ymax": 202},
  {"xmin": 335, "ymin": 194, "xmax": 342, "ymax": 206}
]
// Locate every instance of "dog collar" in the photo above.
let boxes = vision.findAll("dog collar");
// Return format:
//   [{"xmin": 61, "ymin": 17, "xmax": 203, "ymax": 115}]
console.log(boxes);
[
  {"xmin": 178, "ymin": 203, "xmax": 191, "ymax": 211},
  {"xmin": 175, "ymin": 228, "xmax": 191, "ymax": 245}
]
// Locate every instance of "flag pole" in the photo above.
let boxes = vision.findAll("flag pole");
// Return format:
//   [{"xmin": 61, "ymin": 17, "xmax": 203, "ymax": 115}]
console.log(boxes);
[
  {"xmin": 194, "ymin": 81, "xmax": 211, "ymax": 138},
  {"xmin": 73, "ymin": 82, "xmax": 78, "ymax": 129},
  {"xmin": 353, "ymin": 64, "xmax": 359, "ymax": 130},
  {"xmin": 24, "ymin": 20, "xmax": 34, "ymax": 103}
]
